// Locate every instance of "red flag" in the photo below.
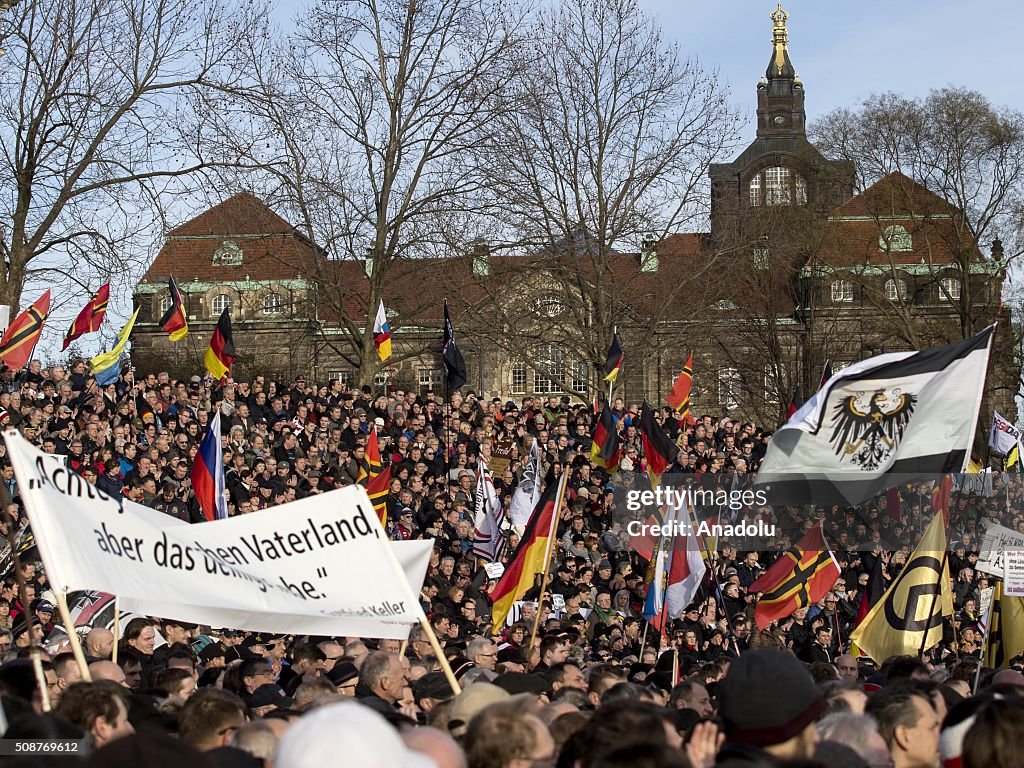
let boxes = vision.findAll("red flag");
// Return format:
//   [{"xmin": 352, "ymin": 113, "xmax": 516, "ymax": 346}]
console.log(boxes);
[
  {"xmin": 932, "ymin": 475, "xmax": 952, "ymax": 526},
  {"xmin": 750, "ymin": 524, "xmax": 840, "ymax": 629},
  {"xmin": 855, "ymin": 553, "xmax": 885, "ymax": 626},
  {"xmin": 0, "ymin": 291, "xmax": 50, "ymax": 370},
  {"xmin": 638, "ymin": 401, "xmax": 678, "ymax": 477},
  {"xmin": 885, "ymin": 487, "xmax": 901, "ymax": 521},
  {"xmin": 63, "ymin": 284, "xmax": 109, "ymax": 350},
  {"xmin": 666, "ymin": 353, "xmax": 693, "ymax": 414}
]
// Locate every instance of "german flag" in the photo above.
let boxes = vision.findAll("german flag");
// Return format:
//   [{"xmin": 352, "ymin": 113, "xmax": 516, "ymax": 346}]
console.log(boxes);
[
  {"xmin": 490, "ymin": 472, "xmax": 568, "ymax": 632},
  {"xmin": 0, "ymin": 290, "xmax": 50, "ymax": 370},
  {"xmin": 749, "ymin": 524, "xmax": 840, "ymax": 629},
  {"xmin": 666, "ymin": 353, "xmax": 693, "ymax": 417},
  {"xmin": 603, "ymin": 332, "xmax": 623, "ymax": 383},
  {"xmin": 135, "ymin": 393, "xmax": 156, "ymax": 424},
  {"xmin": 785, "ymin": 386, "xmax": 804, "ymax": 420},
  {"xmin": 589, "ymin": 403, "xmax": 620, "ymax": 472},
  {"xmin": 931, "ymin": 474, "xmax": 952, "ymax": 526},
  {"xmin": 159, "ymin": 276, "xmax": 189, "ymax": 342},
  {"xmin": 638, "ymin": 401, "xmax": 678, "ymax": 480},
  {"xmin": 204, "ymin": 309, "xmax": 236, "ymax": 383},
  {"xmin": 62, "ymin": 284, "xmax": 109, "ymax": 350},
  {"xmin": 357, "ymin": 426, "xmax": 384, "ymax": 485},
  {"xmin": 366, "ymin": 465, "xmax": 391, "ymax": 527}
]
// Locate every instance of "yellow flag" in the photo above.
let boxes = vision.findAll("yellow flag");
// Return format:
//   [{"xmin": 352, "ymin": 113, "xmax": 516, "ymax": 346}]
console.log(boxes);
[
  {"xmin": 850, "ymin": 513, "xmax": 953, "ymax": 664},
  {"xmin": 89, "ymin": 308, "xmax": 140, "ymax": 373},
  {"xmin": 985, "ymin": 582, "xmax": 1024, "ymax": 668},
  {"xmin": 967, "ymin": 458, "xmax": 983, "ymax": 474}
]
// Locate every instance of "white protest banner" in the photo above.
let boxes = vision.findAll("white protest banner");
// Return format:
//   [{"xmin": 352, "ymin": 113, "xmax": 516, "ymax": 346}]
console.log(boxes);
[
  {"xmin": 6, "ymin": 431, "xmax": 431, "ymax": 638},
  {"xmin": 1005, "ymin": 552, "xmax": 1024, "ymax": 597},
  {"xmin": 977, "ymin": 521, "xmax": 1024, "ymax": 577}
]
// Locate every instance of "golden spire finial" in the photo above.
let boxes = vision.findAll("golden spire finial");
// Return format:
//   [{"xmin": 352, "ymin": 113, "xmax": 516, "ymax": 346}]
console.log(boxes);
[{"xmin": 771, "ymin": 2, "xmax": 789, "ymax": 75}]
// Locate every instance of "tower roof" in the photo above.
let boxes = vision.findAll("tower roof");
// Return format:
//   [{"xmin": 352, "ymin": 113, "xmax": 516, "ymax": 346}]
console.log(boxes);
[{"xmin": 765, "ymin": 3, "xmax": 796, "ymax": 84}]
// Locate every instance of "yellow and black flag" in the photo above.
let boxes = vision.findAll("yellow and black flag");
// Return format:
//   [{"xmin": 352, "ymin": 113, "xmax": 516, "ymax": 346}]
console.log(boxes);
[
  {"xmin": 985, "ymin": 583, "xmax": 1024, "ymax": 669},
  {"xmin": 850, "ymin": 513, "xmax": 953, "ymax": 664},
  {"xmin": 159, "ymin": 276, "xmax": 189, "ymax": 342},
  {"xmin": 204, "ymin": 309, "xmax": 236, "ymax": 383},
  {"xmin": 749, "ymin": 524, "xmax": 840, "ymax": 629},
  {"xmin": 590, "ymin": 403, "xmax": 621, "ymax": 472},
  {"xmin": 603, "ymin": 331, "xmax": 623, "ymax": 383}
]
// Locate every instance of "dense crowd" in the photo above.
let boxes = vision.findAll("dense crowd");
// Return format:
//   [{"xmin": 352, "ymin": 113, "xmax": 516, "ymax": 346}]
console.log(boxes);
[{"xmin": 0, "ymin": 360, "xmax": 1022, "ymax": 768}]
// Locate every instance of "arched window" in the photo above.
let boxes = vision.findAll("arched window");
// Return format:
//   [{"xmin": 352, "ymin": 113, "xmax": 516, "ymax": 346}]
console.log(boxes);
[
  {"xmin": 880, "ymin": 225, "xmax": 913, "ymax": 252},
  {"xmin": 212, "ymin": 293, "xmax": 232, "ymax": 315},
  {"xmin": 533, "ymin": 345, "xmax": 565, "ymax": 394},
  {"xmin": 884, "ymin": 278, "xmax": 907, "ymax": 301},
  {"xmin": 749, "ymin": 166, "xmax": 808, "ymax": 207},
  {"xmin": 263, "ymin": 293, "xmax": 284, "ymax": 314},
  {"xmin": 532, "ymin": 295, "xmax": 565, "ymax": 318},
  {"xmin": 831, "ymin": 280, "xmax": 854, "ymax": 303},
  {"xmin": 940, "ymin": 277, "xmax": 961, "ymax": 302}
]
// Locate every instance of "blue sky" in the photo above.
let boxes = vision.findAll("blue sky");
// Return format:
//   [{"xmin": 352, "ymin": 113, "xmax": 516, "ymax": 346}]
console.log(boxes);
[{"xmin": 654, "ymin": 0, "xmax": 1023, "ymax": 143}]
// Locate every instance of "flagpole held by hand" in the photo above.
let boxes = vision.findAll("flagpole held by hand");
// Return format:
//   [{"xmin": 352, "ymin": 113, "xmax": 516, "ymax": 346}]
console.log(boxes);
[{"xmin": 526, "ymin": 471, "xmax": 570, "ymax": 666}]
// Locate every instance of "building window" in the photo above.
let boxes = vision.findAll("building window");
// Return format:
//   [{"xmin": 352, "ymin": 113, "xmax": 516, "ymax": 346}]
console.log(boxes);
[
  {"xmin": 263, "ymin": 292, "xmax": 284, "ymax": 314},
  {"xmin": 533, "ymin": 345, "xmax": 565, "ymax": 394},
  {"xmin": 532, "ymin": 295, "xmax": 565, "ymax": 319},
  {"xmin": 764, "ymin": 365, "xmax": 779, "ymax": 404},
  {"xmin": 571, "ymin": 359, "xmax": 588, "ymax": 393},
  {"xmin": 418, "ymin": 368, "xmax": 442, "ymax": 394},
  {"xmin": 718, "ymin": 368, "xmax": 742, "ymax": 410},
  {"xmin": 884, "ymin": 278, "xmax": 907, "ymax": 301},
  {"xmin": 749, "ymin": 166, "xmax": 808, "ymax": 207},
  {"xmin": 510, "ymin": 362, "xmax": 527, "ymax": 395},
  {"xmin": 159, "ymin": 294, "xmax": 173, "ymax": 314},
  {"xmin": 940, "ymin": 277, "xmax": 961, "ymax": 302},
  {"xmin": 752, "ymin": 247, "xmax": 770, "ymax": 270},
  {"xmin": 212, "ymin": 293, "xmax": 232, "ymax": 315},
  {"xmin": 212, "ymin": 240, "xmax": 243, "ymax": 266},
  {"xmin": 374, "ymin": 370, "xmax": 394, "ymax": 387},
  {"xmin": 831, "ymin": 280, "xmax": 854, "ymax": 303},
  {"xmin": 328, "ymin": 371, "xmax": 352, "ymax": 386},
  {"xmin": 880, "ymin": 225, "xmax": 913, "ymax": 252}
]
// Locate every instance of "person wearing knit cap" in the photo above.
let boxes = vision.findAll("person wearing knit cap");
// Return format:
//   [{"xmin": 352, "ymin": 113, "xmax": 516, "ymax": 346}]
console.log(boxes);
[{"xmin": 715, "ymin": 649, "xmax": 824, "ymax": 766}]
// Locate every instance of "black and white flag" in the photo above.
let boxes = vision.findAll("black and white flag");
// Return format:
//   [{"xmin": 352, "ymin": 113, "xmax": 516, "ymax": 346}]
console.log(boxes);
[{"xmin": 756, "ymin": 326, "xmax": 995, "ymax": 505}]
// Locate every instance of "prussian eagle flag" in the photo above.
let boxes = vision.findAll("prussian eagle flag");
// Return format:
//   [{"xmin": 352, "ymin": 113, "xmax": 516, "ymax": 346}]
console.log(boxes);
[
  {"xmin": 755, "ymin": 326, "xmax": 995, "ymax": 506},
  {"xmin": 191, "ymin": 411, "xmax": 228, "ymax": 521},
  {"xmin": 373, "ymin": 299, "xmax": 392, "ymax": 362}
]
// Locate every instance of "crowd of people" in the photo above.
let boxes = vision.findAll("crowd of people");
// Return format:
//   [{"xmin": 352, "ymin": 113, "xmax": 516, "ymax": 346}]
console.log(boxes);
[{"xmin": 0, "ymin": 360, "xmax": 1022, "ymax": 767}]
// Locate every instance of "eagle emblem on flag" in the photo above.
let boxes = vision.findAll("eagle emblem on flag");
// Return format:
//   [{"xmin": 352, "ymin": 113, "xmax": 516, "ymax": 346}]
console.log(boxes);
[{"xmin": 829, "ymin": 389, "xmax": 917, "ymax": 470}]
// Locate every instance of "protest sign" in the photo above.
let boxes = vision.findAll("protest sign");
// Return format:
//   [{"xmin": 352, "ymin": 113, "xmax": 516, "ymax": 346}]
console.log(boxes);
[
  {"xmin": 977, "ymin": 521, "xmax": 1024, "ymax": 577},
  {"xmin": 1005, "ymin": 551, "xmax": 1024, "ymax": 597},
  {"xmin": 5, "ymin": 431, "xmax": 431, "ymax": 638},
  {"xmin": 489, "ymin": 438, "xmax": 516, "ymax": 476}
]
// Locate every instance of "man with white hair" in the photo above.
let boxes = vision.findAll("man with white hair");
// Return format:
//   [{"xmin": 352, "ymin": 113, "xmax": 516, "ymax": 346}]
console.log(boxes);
[
  {"xmin": 403, "ymin": 726, "xmax": 466, "ymax": 768},
  {"xmin": 466, "ymin": 638, "xmax": 497, "ymax": 671},
  {"xmin": 816, "ymin": 712, "xmax": 891, "ymax": 767}
]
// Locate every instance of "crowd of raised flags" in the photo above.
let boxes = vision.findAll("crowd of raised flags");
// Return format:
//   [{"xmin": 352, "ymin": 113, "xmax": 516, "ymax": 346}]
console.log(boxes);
[{"xmin": 1, "ymin": 282, "xmax": 1024, "ymax": 765}]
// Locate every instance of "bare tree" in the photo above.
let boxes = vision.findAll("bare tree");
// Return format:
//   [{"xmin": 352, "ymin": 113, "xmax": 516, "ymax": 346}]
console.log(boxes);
[
  {"xmin": 0, "ymin": 0, "xmax": 260, "ymax": 313},
  {"xmin": 207, "ymin": 0, "xmax": 524, "ymax": 385},
  {"xmin": 467, "ymin": 0, "xmax": 740, "ymax": 397},
  {"xmin": 810, "ymin": 88, "xmax": 1024, "ymax": 343}
]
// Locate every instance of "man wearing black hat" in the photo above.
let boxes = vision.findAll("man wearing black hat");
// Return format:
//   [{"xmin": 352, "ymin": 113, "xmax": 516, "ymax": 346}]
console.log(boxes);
[
  {"xmin": 411, "ymin": 671, "xmax": 455, "ymax": 719},
  {"xmin": 715, "ymin": 649, "xmax": 824, "ymax": 766}
]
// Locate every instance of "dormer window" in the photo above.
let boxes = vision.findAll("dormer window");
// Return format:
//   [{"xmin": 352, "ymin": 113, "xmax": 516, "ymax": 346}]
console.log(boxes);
[
  {"xmin": 749, "ymin": 166, "xmax": 808, "ymax": 207},
  {"xmin": 212, "ymin": 240, "xmax": 243, "ymax": 266},
  {"xmin": 880, "ymin": 225, "xmax": 912, "ymax": 253}
]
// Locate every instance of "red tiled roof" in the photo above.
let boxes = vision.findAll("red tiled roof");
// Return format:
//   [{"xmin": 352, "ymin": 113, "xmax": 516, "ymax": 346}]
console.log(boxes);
[
  {"xmin": 828, "ymin": 172, "xmax": 956, "ymax": 219},
  {"xmin": 140, "ymin": 194, "xmax": 323, "ymax": 284}
]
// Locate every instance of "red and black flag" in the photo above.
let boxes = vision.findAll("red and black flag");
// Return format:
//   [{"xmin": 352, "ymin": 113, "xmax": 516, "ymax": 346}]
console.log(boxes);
[
  {"xmin": 204, "ymin": 309, "xmax": 236, "ymax": 383},
  {"xmin": 855, "ymin": 551, "xmax": 886, "ymax": 626},
  {"xmin": 818, "ymin": 360, "xmax": 834, "ymax": 391},
  {"xmin": 666, "ymin": 352, "xmax": 693, "ymax": 417},
  {"xmin": 159, "ymin": 276, "xmax": 189, "ymax": 342},
  {"xmin": 442, "ymin": 300, "xmax": 467, "ymax": 390},
  {"xmin": 749, "ymin": 524, "xmax": 841, "ymax": 629},
  {"xmin": 603, "ymin": 331, "xmax": 623, "ymax": 383},
  {"xmin": 366, "ymin": 465, "xmax": 391, "ymax": 528},
  {"xmin": 638, "ymin": 401, "xmax": 679, "ymax": 479},
  {"xmin": 62, "ymin": 284, "xmax": 109, "ymax": 350},
  {"xmin": 589, "ymin": 402, "xmax": 621, "ymax": 472},
  {"xmin": 0, "ymin": 290, "xmax": 50, "ymax": 370},
  {"xmin": 785, "ymin": 386, "xmax": 804, "ymax": 420}
]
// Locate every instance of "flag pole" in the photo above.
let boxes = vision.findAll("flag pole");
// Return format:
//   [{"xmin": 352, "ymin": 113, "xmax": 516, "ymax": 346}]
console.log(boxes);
[
  {"xmin": 918, "ymin": 543, "xmax": 950, "ymax": 659},
  {"xmin": 418, "ymin": 615, "xmax": 462, "ymax": 696},
  {"xmin": 111, "ymin": 598, "xmax": 120, "ymax": 664},
  {"xmin": 526, "ymin": 471, "xmax": 570, "ymax": 666}
]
